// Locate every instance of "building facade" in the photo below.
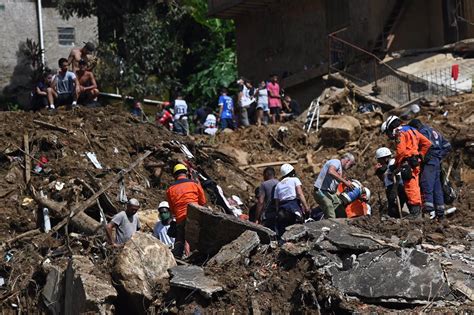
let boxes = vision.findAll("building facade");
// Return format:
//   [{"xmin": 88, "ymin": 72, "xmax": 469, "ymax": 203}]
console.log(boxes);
[
  {"xmin": 0, "ymin": 0, "xmax": 97, "ymax": 106},
  {"xmin": 209, "ymin": 0, "xmax": 474, "ymax": 106}
]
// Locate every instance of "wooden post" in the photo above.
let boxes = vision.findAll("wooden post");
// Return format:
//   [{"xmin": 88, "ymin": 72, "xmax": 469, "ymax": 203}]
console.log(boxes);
[{"xmin": 24, "ymin": 133, "xmax": 31, "ymax": 185}]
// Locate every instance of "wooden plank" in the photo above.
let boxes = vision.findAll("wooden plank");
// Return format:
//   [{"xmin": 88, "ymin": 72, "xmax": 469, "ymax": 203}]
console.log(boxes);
[
  {"xmin": 23, "ymin": 133, "xmax": 31, "ymax": 185},
  {"xmin": 33, "ymin": 119, "xmax": 70, "ymax": 133},
  {"xmin": 240, "ymin": 160, "xmax": 298, "ymax": 170}
]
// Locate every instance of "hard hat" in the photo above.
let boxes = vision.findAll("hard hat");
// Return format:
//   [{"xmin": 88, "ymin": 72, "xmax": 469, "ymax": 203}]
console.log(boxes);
[
  {"xmin": 128, "ymin": 198, "xmax": 140, "ymax": 206},
  {"xmin": 351, "ymin": 180, "xmax": 362, "ymax": 188},
  {"xmin": 362, "ymin": 187, "xmax": 371, "ymax": 202},
  {"xmin": 375, "ymin": 147, "xmax": 392, "ymax": 159},
  {"xmin": 158, "ymin": 201, "xmax": 169, "ymax": 210},
  {"xmin": 381, "ymin": 115, "xmax": 400, "ymax": 134},
  {"xmin": 280, "ymin": 163, "xmax": 295, "ymax": 177},
  {"xmin": 173, "ymin": 163, "xmax": 187, "ymax": 174}
]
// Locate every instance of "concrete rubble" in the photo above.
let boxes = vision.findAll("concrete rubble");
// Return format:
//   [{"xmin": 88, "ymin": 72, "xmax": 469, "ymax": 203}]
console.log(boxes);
[
  {"xmin": 207, "ymin": 230, "xmax": 260, "ymax": 266},
  {"xmin": 320, "ymin": 115, "xmax": 361, "ymax": 147},
  {"xmin": 169, "ymin": 265, "xmax": 223, "ymax": 299}
]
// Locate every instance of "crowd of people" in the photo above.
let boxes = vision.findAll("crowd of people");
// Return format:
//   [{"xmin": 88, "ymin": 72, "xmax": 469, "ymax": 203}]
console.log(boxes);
[
  {"xmin": 150, "ymin": 74, "xmax": 301, "ymax": 136},
  {"xmin": 30, "ymin": 42, "xmax": 99, "ymax": 111}
]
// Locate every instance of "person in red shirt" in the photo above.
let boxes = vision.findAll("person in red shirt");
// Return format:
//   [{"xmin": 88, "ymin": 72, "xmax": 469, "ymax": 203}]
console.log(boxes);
[
  {"xmin": 166, "ymin": 163, "xmax": 206, "ymax": 258},
  {"xmin": 156, "ymin": 101, "xmax": 174, "ymax": 130},
  {"xmin": 381, "ymin": 116, "xmax": 431, "ymax": 218}
]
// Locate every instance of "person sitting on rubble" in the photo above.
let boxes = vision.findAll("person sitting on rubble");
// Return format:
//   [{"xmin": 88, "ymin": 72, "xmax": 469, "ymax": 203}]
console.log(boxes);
[
  {"xmin": 281, "ymin": 95, "xmax": 301, "ymax": 121},
  {"xmin": 255, "ymin": 167, "xmax": 279, "ymax": 231},
  {"xmin": 153, "ymin": 201, "xmax": 175, "ymax": 248},
  {"xmin": 194, "ymin": 106, "xmax": 210, "ymax": 134},
  {"xmin": 47, "ymin": 58, "xmax": 80, "ymax": 110},
  {"xmin": 68, "ymin": 41, "xmax": 96, "ymax": 72},
  {"xmin": 173, "ymin": 92, "xmax": 189, "ymax": 136},
  {"xmin": 31, "ymin": 71, "xmax": 53, "ymax": 111},
  {"xmin": 106, "ymin": 198, "xmax": 141, "ymax": 247},
  {"xmin": 75, "ymin": 59, "xmax": 99, "ymax": 106},
  {"xmin": 218, "ymin": 88, "xmax": 235, "ymax": 130},
  {"xmin": 374, "ymin": 147, "xmax": 409, "ymax": 218},
  {"xmin": 313, "ymin": 153, "xmax": 356, "ymax": 219},
  {"xmin": 408, "ymin": 119, "xmax": 452, "ymax": 220},
  {"xmin": 274, "ymin": 164, "xmax": 310, "ymax": 237},
  {"xmin": 166, "ymin": 163, "xmax": 206, "ymax": 258},
  {"xmin": 203, "ymin": 111, "xmax": 218, "ymax": 136},
  {"xmin": 381, "ymin": 116, "xmax": 432, "ymax": 219}
]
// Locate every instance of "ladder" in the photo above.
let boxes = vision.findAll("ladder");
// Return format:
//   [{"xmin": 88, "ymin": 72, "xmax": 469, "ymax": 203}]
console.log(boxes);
[{"xmin": 304, "ymin": 96, "xmax": 321, "ymax": 133}]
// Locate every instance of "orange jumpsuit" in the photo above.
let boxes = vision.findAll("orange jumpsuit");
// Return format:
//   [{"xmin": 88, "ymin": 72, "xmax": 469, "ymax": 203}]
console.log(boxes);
[
  {"xmin": 394, "ymin": 126, "xmax": 432, "ymax": 206},
  {"xmin": 337, "ymin": 183, "xmax": 369, "ymax": 218},
  {"xmin": 166, "ymin": 177, "xmax": 207, "ymax": 223}
]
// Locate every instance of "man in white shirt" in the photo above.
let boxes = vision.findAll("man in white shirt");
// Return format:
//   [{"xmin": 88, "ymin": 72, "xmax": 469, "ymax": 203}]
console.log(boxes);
[
  {"xmin": 153, "ymin": 201, "xmax": 175, "ymax": 248},
  {"xmin": 173, "ymin": 92, "xmax": 189, "ymax": 135},
  {"xmin": 237, "ymin": 78, "xmax": 255, "ymax": 127}
]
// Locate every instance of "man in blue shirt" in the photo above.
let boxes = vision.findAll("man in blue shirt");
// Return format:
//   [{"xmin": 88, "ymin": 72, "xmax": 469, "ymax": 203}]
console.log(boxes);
[{"xmin": 218, "ymin": 88, "xmax": 235, "ymax": 130}]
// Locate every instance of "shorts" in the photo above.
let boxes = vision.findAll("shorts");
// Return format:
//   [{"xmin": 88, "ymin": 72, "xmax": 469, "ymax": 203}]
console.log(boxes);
[
  {"xmin": 220, "ymin": 118, "xmax": 234, "ymax": 130},
  {"xmin": 256, "ymin": 102, "xmax": 269, "ymax": 112},
  {"xmin": 56, "ymin": 93, "xmax": 74, "ymax": 106},
  {"xmin": 270, "ymin": 107, "xmax": 281, "ymax": 116}
]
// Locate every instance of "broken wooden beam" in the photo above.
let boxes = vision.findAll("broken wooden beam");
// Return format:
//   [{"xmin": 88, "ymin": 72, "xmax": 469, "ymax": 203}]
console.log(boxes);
[
  {"xmin": 33, "ymin": 119, "xmax": 70, "ymax": 133},
  {"xmin": 240, "ymin": 160, "xmax": 298, "ymax": 170},
  {"xmin": 24, "ymin": 133, "xmax": 31, "ymax": 185}
]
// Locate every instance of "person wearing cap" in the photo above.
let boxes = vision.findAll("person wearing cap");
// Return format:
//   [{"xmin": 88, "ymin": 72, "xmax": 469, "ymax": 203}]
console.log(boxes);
[
  {"xmin": 153, "ymin": 201, "xmax": 175, "ymax": 248},
  {"xmin": 313, "ymin": 153, "xmax": 356, "ymax": 219},
  {"xmin": 68, "ymin": 41, "xmax": 96, "ymax": 72},
  {"xmin": 273, "ymin": 163, "xmax": 309, "ymax": 237},
  {"xmin": 381, "ymin": 116, "xmax": 432, "ymax": 218},
  {"xmin": 76, "ymin": 59, "xmax": 99, "ymax": 106},
  {"xmin": 106, "ymin": 198, "xmax": 141, "ymax": 247},
  {"xmin": 166, "ymin": 164, "xmax": 206, "ymax": 257},
  {"xmin": 374, "ymin": 147, "xmax": 408, "ymax": 218}
]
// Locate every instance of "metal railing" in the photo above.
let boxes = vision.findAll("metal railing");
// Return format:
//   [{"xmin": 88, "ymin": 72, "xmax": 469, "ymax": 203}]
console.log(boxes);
[{"xmin": 328, "ymin": 30, "xmax": 466, "ymax": 105}]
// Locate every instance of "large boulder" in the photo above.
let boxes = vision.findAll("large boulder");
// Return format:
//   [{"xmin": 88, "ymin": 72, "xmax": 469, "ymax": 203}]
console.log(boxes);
[
  {"xmin": 320, "ymin": 115, "xmax": 361, "ymax": 147},
  {"xmin": 113, "ymin": 232, "xmax": 176, "ymax": 312}
]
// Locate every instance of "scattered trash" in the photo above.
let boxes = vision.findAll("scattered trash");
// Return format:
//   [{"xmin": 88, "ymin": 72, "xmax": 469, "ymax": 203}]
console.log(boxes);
[
  {"xmin": 54, "ymin": 181, "xmax": 65, "ymax": 191},
  {"xmin": 357, "ymin": 103, "xmax": 380, "ymax": 113},
  {"xmin": 33, "ymin": 156, "xmax": 48, "ymax": 174},
  {"xmin": 85, "ymin": 152, "xmax": 103, "ymax": 169},
  {"xmin": 21, "ymin": 197, "xmax": 34, "ymax": 206}
]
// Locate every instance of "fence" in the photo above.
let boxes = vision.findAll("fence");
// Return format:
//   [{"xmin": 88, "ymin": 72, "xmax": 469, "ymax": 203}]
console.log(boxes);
[{"xmin": 328, "ymin": 32, "xmax": 468, "ymax": 105}]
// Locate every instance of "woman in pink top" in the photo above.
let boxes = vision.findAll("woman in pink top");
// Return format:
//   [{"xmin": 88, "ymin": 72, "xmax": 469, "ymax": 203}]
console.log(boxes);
[{"xmin": 267, "ymin": 74, "xmax": 281, "ymax": 123}]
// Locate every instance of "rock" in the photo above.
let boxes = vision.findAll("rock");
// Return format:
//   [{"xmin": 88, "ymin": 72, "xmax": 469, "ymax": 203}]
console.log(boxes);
[
  {"xmin": 320, "ymin": 116, "xmax": 361, "ymax": 147},
  {"xmin": 208, "ymin": 230, "xmax": 260, "ymax": 266},
  {"xmin": 314, "ymin": 240, "xmax": 340, "ymax": 252},
  {"xmin": 42, "ymin": 266, "xmax": 62, "ymax": 315},
  {"xmin": 401, "ymin": 229, "xmax": 423, "ymax": 247},
  {"xmin": 216, "ymin": 145, "xmax": 249, "ymax": 166},
  {"xmin": 305, "ymin": 219, "xmax": 382, "ymax": 251},
  {"xmin": 281, "ymin": 224, "xmax": 310, "ymax": 242},
  {"xmin": 332, "ymin": 249, "xmax": 450, "ymax": 302},
  {"xmin": 169, "ymin": 265, "xmax": 223, "ymax": 299},
  {"xmin": 64, "ymin": 255, "xmax": 117, "ymax": 315},
  {"xmin": 308, "ymin": 250, "xmax": 343, "ymax": 269},
  {"xmin": 137, "ymin": 209, "xmax": 159, "ymax": 232},
  {"xmin": 281, "ymin": 241, "xmax": 315, "ymax": 256},
  {"xmin": 186, "ymin": 204, "xmax": 276, "ymax": 256},
  {"xmin": 114, "ymin": 232, "xmax": 176, "ymax": 311}
]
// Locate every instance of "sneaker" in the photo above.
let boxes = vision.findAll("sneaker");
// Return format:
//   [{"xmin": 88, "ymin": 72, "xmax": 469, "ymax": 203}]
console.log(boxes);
[
  {"xmin": 49, "ymin": 105, "xmax": 55, "ymax": 110},
  {"xmin": 429, "ymin": 211, "xmax": 436, "ymax": 220}
]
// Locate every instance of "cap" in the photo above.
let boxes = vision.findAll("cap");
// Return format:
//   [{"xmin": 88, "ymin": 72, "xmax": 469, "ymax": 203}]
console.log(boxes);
[
  {"xmin": 158, "ymin": 201, "xmax": 169, "ymax": 210},
  {"xmin": 83, "ymin": 42, "xmax": 96, "ymax": 52},
  {"xmin": 128, "ymin": 198, "xmax": 140, "ymax": 206}
]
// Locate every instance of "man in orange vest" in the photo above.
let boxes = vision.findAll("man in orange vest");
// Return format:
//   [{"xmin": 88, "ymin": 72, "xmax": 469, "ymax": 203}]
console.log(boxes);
[
  {"xmin": 381, "ymin": 116, "xmax": 432, "ymax": 218},
  {"xmin": 166, "ymin": 163, "xmax": 206, "ymax": 258}
]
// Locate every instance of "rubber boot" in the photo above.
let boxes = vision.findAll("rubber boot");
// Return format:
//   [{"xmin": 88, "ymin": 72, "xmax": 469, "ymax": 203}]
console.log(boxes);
[{"xmin": 407, "ymin": 205, "xmax": 421, "ymax": 220}]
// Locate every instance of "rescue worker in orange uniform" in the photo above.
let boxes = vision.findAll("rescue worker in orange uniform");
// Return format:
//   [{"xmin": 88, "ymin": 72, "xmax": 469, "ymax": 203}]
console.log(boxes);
[
  {"xmin": 381, "ymin": 116, "xmax": 431, "ymax": 218},
  {"xmin": 166, "ymin": 163, "xmax": 206, "ymax": 258}
]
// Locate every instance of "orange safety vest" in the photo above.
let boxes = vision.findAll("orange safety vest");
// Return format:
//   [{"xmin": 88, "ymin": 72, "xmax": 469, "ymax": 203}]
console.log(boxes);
[
  {"xmin": 337, "ymin": 183, "xmax": 369, "ymax": 218},
  {"xmin": 394, "ymin": 126, "xmax": 432, "ymax": 166}
]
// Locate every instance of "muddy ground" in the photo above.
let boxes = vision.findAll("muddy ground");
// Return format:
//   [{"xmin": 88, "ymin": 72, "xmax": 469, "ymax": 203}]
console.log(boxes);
[{"xmin": 0, "ymin": 92, "xmax": 472, "ymax": 313}]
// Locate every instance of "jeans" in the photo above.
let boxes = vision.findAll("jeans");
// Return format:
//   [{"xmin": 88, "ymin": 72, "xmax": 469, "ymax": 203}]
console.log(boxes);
[
  {"xmin": 174, "ymin": 119, "xmax": 189, "ymax": 135},
  {"xmin": 240, "ymin": 107, "xmax": 250, "ymax": 127},
  {"xmin": 172, "ymin": 221, "xmax": 186, "ymax": 258},
  {"xmin": 421, "ymin": 158, "xmax": 445, "ymax": 217},
  {"xmin": 220, "ymin": 118, "xmax": 234, "ymax": 130}
]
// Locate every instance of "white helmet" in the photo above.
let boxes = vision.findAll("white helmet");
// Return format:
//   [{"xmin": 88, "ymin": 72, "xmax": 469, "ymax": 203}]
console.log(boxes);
[
  {"xmin": 362, "ymin": 187, "xmax": 371, "ymax": 202},
  {"xmin": 375, "ymin": 147, "xmax": 392, "ymax": 159},
  {"xmin": 280, "ymin": 163, "xmax": 295, "ymax": 177},
  {"xmin": 158, "ymin": 201, "xmax": 169, "ymax": 210},
  {"xmin": 381, "ymin": 115, "xmax": 400, "ymax": 134}
]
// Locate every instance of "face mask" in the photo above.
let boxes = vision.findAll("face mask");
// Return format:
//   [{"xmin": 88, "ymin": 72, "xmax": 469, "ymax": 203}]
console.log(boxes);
[{"xmin": 159, "ymin": 212, "xmax": 171, "ymax": 222}]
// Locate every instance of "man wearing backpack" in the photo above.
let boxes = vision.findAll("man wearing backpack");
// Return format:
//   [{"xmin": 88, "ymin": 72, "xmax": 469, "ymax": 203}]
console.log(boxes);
[{"xmin": 255, "ymin": 167, "xmax": 279, "ymax": 232}]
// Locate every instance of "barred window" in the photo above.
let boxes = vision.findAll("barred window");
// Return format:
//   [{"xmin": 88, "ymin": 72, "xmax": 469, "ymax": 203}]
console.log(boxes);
[{"xmin": 58, "ymin": 27, "xmax": 75, "ymax": 46}]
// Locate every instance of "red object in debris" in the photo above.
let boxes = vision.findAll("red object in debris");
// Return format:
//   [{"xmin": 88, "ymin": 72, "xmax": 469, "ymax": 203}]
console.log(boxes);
[
  {"xmin": 39, "ymin": 156, "xmax": 48, "ymax": 165},
  {"xmin": 451, "ymin": 64, "xmax": 459, "ymax": 81}
]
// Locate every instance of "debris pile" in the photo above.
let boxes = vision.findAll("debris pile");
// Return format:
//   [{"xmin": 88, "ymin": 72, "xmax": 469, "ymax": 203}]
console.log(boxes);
[{"xmin": 0, "ymin": 91, "xmax": 472, "ymax": 313}]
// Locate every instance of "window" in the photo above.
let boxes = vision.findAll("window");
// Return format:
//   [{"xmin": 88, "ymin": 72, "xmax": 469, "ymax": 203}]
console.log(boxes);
[{"xmin": 58, "ymin": 27, "xmax": 75, "ymax": 46}]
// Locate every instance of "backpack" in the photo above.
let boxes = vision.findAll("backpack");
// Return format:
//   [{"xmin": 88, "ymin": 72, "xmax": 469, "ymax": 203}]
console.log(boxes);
[{"xmin": 440, "ymin": 167, "xmax": 457, "ymax": 205}]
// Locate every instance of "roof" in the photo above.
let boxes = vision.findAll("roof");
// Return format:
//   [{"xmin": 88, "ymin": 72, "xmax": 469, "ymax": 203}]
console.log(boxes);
[{"xmin": 208, "ymin": 0, "xmax": 277, "ymax": 19}]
